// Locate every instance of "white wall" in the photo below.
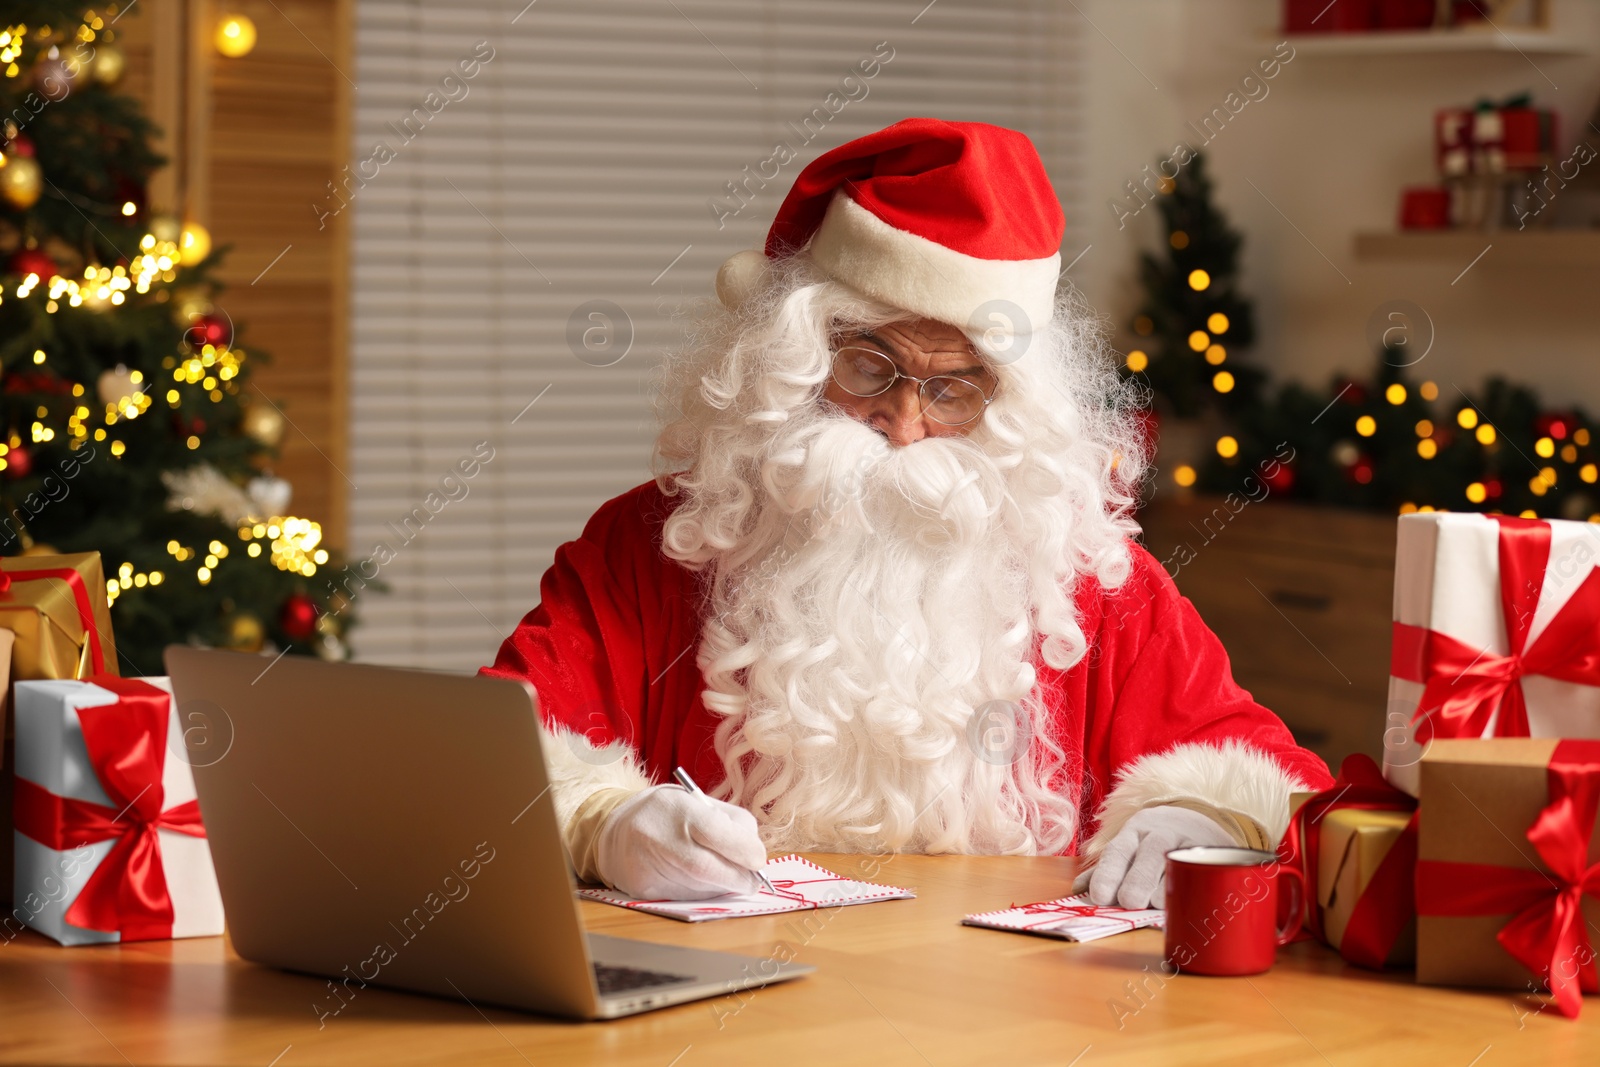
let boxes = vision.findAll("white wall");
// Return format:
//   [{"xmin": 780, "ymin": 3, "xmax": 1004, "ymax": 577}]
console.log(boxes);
[{"xmin": 1076, "ymin": 0, "xmax": 1600, "ymax": 407}]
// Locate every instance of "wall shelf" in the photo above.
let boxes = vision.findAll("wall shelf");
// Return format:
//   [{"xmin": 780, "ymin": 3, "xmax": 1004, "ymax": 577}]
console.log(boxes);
[
  {"xmin": 1284, "ymin": 30, "xmax": 1587, "ymax": 56},
  {"xmin": 1354, "ymin": 229, "xmax": 1600, "ymax": 266}
]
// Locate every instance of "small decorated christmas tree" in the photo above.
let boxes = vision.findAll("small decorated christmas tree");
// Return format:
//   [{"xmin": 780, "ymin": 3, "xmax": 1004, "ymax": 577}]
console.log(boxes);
[{"xmin": 1124, "ymin": 151, "xmax": 1264, "ymax": 419}]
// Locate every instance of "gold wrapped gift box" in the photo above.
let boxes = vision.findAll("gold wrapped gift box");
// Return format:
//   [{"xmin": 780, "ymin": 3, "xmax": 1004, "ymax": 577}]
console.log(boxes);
[
  {"xmin": 1317, "ymin": 807, "xmax": 1416, "ymax": 967},
  {"xmin": 0, "ymin": 552, "xmax": 118, "ymax": 683},
  {"xmin": 1, "ymin": 551, "xmax": 119, "ymax": 908}
]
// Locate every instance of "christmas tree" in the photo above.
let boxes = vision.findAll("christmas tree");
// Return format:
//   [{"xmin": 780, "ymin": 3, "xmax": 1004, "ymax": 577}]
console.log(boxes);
[
  {"xmin": 1124, "ymin": 151, "xmax": 1263, "ymax": 420},
  {"xmin": 1126, "ymin": 149, "xmax": 1600, "ymax": 522},
  {"xmin": 0, "ymin": 2, "xmax": 346, "ymax": 673}
]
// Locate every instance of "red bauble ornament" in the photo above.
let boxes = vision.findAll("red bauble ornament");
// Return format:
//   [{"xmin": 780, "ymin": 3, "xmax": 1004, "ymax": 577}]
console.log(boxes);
[
  {"xmin": 1534, "ymin": 412, "xmax": 1572, "ymax": 441},
  {"xmin": 172, "ymin": 413, "xmax": 208, "ymax": 437},
  {"xmin": 1262, "ymin": 461, "xmax": 1295, "ymax": 494},
  {"xmin": 279, "ymin": 593, "xmax": 319, "ymax": 642},
  {"xmin": 4, "ymin": 446, "xmax": 33, "ymax": 479},
  {"xmin": 1336, "ymin": 379, "xmax": 1368, "ymax": 405},
  {"xmin": 7, "ymin": 135, "xmax": 35, "ymax": 158},
  {"xmin": 1484, "ymin": 478, "xmax": 1503, "ymax": 500},
  {"xmin": 184, "ymin": 313, "xmax": 233, "ymax": 351},
  {"xmin": 1348, "ymin": 455, "xmax": 1375, "ymax": 485},
  {"xmin": 9, "ymin": 247, "xmax": 58, "ymax": 280}
]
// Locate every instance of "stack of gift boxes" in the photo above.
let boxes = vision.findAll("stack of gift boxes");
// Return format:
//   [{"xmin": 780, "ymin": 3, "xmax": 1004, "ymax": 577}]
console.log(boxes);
[
  {"xmin": 2, "ymin": 552, "xmax": 224, "ymax": 946},
  {"xmin": 1287, "ymin": 512, "xmax": 1600, "ymax": 1018}
]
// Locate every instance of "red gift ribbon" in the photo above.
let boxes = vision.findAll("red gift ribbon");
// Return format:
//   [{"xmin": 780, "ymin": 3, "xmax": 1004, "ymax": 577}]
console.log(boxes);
[
  {"xmin": 1416, "ymin": 739, "xmax": 1600, "ymax": 1019},
  {"xmin": 1279, "ymin": 753, "xmax": 1418, "ymax": 969},
  {"xmin": 0, "ymin": 559, "xmax": 109, "ymax": 675},
  {"xmin": 12, "ymin": 677, "xmax": 206, "ymax": 940},
  {"xmin": 1391, "ymin": 516, "xmax": 1600, "ymax": 740}
]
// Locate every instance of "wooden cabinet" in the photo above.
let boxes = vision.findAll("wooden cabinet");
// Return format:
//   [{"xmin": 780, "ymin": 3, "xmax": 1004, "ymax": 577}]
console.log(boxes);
[{"xmin": 1138, "ymin": 495, "xmax": 1398, "ymax": 767}]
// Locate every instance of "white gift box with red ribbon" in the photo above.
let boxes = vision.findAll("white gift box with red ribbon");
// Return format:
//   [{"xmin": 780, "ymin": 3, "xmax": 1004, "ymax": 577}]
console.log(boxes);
[
  {"xmin": 1383, "ymin": 512, "xmax": 1600, "ymax": 796},
  {"xmin": 10, "ymin": 677, "xmax": 225, "ymax": 945}
]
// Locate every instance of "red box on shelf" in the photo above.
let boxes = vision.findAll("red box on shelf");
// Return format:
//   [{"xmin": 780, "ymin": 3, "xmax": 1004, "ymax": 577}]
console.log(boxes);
[
  {"xmin": 1376, "ymin": 0, "xmax": 1438, "ymax": 29},
  {"xmin": 1285, "ymin": 0, "xmax": 1377, "ymax": 33},
  {"xmin": 1502, "ymin": 107, "xmax": 1558, "ymax": 170},
  {"xmin": 1399, "ymin": 186, "xmax": 1453, "ymax": 229}
]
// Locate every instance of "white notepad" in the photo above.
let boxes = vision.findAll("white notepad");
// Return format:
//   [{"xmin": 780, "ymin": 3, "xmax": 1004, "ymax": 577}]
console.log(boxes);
[
  {"xmin": 963, "ymin": 895, "xmax": 1164, "ymax": 942},
  {"xmin": 577, "ymin": 854, "xmax": 914, "ymax": 922}
]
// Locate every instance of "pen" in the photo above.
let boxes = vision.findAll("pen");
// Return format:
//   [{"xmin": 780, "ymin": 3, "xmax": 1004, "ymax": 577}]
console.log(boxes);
[{"xmin": 672, "ymin": 766, "xmax": 776, "ymax": 894}]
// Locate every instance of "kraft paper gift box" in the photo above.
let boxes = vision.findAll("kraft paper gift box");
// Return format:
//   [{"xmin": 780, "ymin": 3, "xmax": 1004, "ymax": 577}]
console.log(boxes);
[
  {"xmin": 1318, "ymin": 808, "xmax": 1417, "ymax": 967},
  {"xmin": 1416, "ymin": 738, "xmax": 1600, "ymax": 1019},
  {"xmin": 1285, "ymin": 756, "xmax": 1417, "ymax": 969},
  {"xmin": 10, "ymin": 677, "xmax": 225, "ymax": 945},
  {"xmin": 0, "ymin": 552, "xmax": 118, "ymax": 907},
  {"xmin": 1384, "ymin": 513, "xmax": 1600, "ymax": 797}
]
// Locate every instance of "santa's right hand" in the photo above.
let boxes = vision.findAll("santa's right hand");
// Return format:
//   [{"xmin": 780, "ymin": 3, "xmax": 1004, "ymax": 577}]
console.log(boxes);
[{"xmin": 594, "ymin": 783, "xmax": 768, "ymax": 900}]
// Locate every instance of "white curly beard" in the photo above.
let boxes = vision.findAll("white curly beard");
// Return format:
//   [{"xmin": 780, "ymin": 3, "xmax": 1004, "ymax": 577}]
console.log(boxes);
[
  {"xmin": 654, "ymin": 261, "xmax": 1146, "ymax": 858},
  {"xmin": 689, "ymin": 410, "xmax": 1079, "ymax": 856}
]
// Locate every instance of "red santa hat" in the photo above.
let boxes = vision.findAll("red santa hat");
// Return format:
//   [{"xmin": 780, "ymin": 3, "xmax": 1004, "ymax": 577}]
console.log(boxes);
[{"xmin": 715, "ymin": 117, "xmax": 1066, "ymax": 349}]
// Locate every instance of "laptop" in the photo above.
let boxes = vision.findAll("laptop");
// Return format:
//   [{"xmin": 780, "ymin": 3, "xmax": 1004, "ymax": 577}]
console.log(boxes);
[{"xmin": 163, "ymin": 646, "xmax": 814, "ymax": 1019}]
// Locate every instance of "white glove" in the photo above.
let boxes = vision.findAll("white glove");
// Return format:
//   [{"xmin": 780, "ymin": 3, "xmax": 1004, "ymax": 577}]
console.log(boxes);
[
  {"xmin": 594, "ymin": 784, "xmax": 768, "ymax": 900},
  {"xmin": 1080, "ymin": 805, "xmax": 1238, "ymax": 909}
]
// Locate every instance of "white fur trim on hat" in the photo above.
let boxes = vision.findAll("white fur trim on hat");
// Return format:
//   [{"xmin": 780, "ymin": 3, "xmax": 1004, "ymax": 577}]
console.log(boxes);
[
  {"xmin": 807, "ymin": 191, "xmax": 1060, "ymax": 339},
  {"xmin": 539, "ymin": 720, "xmax": 653, "ymax": 831},
  {"xmin": 1081, "ymin": 740, "xmax": 1313, "ymax": 865},
  {"xmin": 715, "ymin": 249, "xmax": 769, "ymax": 309}
]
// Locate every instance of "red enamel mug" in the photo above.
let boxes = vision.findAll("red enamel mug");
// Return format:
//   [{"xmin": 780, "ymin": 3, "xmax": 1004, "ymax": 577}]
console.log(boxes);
[{"xmin": 1163, "ymin": 846, "xmax": 1304, "ymax": 976}]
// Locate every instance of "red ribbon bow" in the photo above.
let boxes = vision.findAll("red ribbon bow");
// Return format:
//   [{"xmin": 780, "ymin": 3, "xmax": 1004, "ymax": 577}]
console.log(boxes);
[
  {"xmin": 12, "ymin": 677, "xmax": 206, "ymax": 940},
  {"xmin": 1279, "ymin": 753, "xmax": 1419, "ymax": 969},
  {"xmin": 1391, "ymin": 516, "xmax": 1600, "ymax": 740},
  {"xmin": 1417, "ymin": 739, "xmax": 1600, "ymax": 1019},
  {"xmin": 0, "ymin": 558, "xmax": 109, "ymax": 675}
]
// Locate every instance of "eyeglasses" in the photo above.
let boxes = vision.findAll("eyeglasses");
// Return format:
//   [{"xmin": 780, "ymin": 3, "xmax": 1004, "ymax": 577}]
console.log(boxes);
[{"xmin": 829, "ymin": 346, "xmax": 996, "ymax": 427}]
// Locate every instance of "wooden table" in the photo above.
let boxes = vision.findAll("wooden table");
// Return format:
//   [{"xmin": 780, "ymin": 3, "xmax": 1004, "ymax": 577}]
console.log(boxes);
[{"xmin": 0, "ymin": 854, "xmax": 1587, "ymax": 1065}]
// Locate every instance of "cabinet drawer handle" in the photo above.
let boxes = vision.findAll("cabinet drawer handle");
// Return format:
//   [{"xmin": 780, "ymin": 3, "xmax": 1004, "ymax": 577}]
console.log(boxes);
[{"xmin": 1269, "ymin": 588, "xmax": 1332, "ymax": 612}]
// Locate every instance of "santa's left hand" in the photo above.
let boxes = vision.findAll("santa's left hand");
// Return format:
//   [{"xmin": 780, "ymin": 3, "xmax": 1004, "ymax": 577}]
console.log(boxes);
[{"xmin": 1081, "ymin": 805, "xmax": 1237, "ymax": 909}]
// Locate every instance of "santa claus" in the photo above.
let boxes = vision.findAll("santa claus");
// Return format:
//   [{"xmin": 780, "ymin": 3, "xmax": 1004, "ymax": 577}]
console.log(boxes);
[{"xmin": 482, "ymin": 117, "xmax": 1333, "ymax": 909}]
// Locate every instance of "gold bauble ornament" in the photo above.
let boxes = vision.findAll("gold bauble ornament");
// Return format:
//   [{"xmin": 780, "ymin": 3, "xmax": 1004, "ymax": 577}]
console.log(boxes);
[
  {"xmin": 0, "ymin": 155, "xmax": 43, "ymax": 210},
  {"xmin": 215, "ymin": 15, "xmax": 257, "ymax": 58},
  {"xmin": 241, "ymin": 402, "xmax": 286, "ymax": 447},
  {"xmin": 180, "ymin": 221, "xmax": 211, "ymax": 264},
  {"xmin": 91, "ymin": 43, "xmax": 126, "ymax": 86},
  {"xmin": 227, "ymin": 612, "xmax": 266, "ymax": 653}
]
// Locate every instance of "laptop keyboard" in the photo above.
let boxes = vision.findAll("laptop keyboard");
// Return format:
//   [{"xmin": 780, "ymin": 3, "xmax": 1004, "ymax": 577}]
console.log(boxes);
[{"xmin": 593, "ymin": 963, "xmax": 695, "ymax": 996}]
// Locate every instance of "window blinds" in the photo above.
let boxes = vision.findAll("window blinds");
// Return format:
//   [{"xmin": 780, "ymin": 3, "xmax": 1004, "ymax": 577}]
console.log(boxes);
[{"xmin": 347, "ymin": 0, "xmax": 1085, "ymax": 671}]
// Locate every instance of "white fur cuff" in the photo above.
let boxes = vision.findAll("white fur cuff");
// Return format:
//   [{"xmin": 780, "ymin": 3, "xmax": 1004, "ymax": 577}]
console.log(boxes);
[
  {"xmin": 539, "ymin": 722, "xmax": 653, "ymax": 834},
  {"xmin": 1081, "ymin": 741, "xmax": 1311, "ymax": 865}
]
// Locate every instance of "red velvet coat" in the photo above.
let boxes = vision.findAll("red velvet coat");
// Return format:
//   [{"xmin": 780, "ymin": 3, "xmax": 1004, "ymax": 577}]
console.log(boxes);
[{"xmin": 481, "ymin": 482, "xmax": 1334, "ymax": 853}]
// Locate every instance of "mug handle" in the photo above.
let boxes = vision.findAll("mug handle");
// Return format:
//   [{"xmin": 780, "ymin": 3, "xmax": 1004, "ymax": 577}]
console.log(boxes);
[{"xmin": 1275, "ymin": 863, "xmax": 1306, "ymax": 946}]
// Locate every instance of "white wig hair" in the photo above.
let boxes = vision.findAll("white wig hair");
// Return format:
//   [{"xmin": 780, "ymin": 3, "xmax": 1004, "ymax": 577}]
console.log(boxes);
[{"xmin": 650, "ymin": 253, "xmax": 1149, "ymax": 855}]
